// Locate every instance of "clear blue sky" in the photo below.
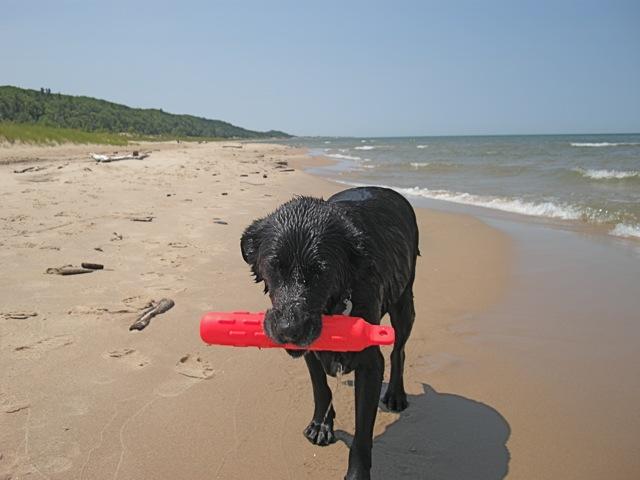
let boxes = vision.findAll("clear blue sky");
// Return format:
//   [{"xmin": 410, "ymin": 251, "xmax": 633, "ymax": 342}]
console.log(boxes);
[{"xmin": 2, "ymin": 0, "xmax": 639, "ymax": 136}]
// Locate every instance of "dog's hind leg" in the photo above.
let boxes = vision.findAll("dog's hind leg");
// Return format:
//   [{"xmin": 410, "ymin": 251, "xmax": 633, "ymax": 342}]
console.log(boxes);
[
  {"xmin": 382, "ymin": 285, "xmax": 415, "ymax": 411},
  {"xmin": 302, "ymin": 352, "xmax": 336, "ymax": 446}
]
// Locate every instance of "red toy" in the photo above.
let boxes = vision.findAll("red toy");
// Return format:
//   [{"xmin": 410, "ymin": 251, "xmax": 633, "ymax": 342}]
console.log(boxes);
[{"xmin": 200, "ymin": 311, "xmax": 395, "ymax": 352}]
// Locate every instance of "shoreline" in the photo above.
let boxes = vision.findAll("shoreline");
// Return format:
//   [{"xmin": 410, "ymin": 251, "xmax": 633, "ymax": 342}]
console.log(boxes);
[
  {"xmin": 297, "ymin": 144, "xmax": 640, "ymax": 245},
  {"xmin": 1, "ymin": 141, "xmax": 638, "ymax": 479},
  {"xmin": 297, "ymin": 147, "xmax": 640, "ymax": 479}
]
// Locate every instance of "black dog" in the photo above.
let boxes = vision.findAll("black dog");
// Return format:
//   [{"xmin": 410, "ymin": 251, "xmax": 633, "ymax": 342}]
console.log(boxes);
[{"xmin": 241, "ymin": 186, "xmax": 419, "ymax": 480}]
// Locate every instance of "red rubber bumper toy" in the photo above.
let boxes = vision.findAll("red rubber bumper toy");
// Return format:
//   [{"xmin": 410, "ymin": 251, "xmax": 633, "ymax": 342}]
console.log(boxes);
[{"xmin": 200, "ymin": 311, "xmax": 394, "ymax": 352}]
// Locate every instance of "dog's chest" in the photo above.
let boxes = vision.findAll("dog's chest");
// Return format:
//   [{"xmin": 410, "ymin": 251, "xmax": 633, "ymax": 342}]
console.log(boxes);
[
  {"xmin": 314, "ymin": 351, "xmax": 357, "ymax": 377},
  {"xmin": 326, "ymin": 291, "xmax": 353, "ymax": 316}
]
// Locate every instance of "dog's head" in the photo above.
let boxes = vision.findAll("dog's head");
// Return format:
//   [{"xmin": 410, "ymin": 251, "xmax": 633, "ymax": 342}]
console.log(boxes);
[{"xmin": 241, "ymin": 196, "xmax": 364, "ymax": 347}]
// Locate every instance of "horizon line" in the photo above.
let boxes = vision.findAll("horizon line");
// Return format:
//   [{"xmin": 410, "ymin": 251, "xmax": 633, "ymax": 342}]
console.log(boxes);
[{"xmin": 289, "ymin": 132, "xmax": 640, "ymax": 139}]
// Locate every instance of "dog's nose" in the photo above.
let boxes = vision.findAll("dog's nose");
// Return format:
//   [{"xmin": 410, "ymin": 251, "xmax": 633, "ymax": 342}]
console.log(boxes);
[{"xmin": 277, "ymin": 320, "xmax": 302, "ymax": 343}]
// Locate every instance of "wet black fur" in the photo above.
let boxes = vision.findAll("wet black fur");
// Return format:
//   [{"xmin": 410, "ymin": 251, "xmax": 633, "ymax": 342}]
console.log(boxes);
[{"xmin": 241, "ymin": 186, "xmax": 419, "ymax": 480}]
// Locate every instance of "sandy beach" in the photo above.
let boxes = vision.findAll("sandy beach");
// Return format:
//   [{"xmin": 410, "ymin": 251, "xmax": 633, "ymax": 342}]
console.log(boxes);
[{"xmin": 1, "ymin": 141, "xmax": 638, "ymax": 480}]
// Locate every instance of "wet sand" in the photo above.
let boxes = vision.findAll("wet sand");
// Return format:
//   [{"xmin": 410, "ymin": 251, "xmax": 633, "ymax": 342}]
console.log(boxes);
[{"xmin": 1, "ymin": 140, "xmax": 637, "ymax": 479}]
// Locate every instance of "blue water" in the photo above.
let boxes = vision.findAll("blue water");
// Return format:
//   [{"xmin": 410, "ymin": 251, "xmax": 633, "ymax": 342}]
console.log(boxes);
[{"xmin": 280, "ymin": 134, "xmax": 640, "ymax": 240}]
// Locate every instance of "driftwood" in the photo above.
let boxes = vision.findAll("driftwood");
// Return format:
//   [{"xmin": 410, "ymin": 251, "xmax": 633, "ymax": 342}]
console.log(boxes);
[
  {"xmin": 2, "ymin": 312, "xmax": 38, "ymax": 320},
  {"xmin": 46, "ymin": 262, "xmax": 103, "ymax": 275},
  {"xmin": 130, "ymin": 216, "xmax": 154, "ymax": 222},
  {"xmin": 129, "ymin": 298, "xmax": 175, "ymax": 331},
  {"xmin": 91, "ymin": 152, "xmax": 149, "ymax": 163},
  {"xmin": 46, "ymin": 265, "xmax": 94, "ymax": 275},
  {"xmin": 81, "ymin": 262, "xmax": 104, "ymax": 270},
  {"xmin": 13, "ymin": 166, "xmax": 46, "ymax": 174}
]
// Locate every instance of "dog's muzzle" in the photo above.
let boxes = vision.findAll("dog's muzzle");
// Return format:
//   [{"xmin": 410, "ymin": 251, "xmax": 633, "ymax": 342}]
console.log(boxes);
[{"xmin": 264, "ymin": 304, "xmax": 322, "ymax": 347}]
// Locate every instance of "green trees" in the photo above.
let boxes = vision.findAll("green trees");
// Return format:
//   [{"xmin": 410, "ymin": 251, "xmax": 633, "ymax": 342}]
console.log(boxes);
[{"xmin": 0, "ymin": 86, "xmax": 290, "ymax": 139}]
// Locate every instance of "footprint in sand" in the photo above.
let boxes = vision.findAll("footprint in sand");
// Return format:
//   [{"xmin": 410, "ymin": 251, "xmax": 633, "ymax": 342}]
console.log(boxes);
[
  {"xmin": 174, "ymin": 354, "xmax": 215, "ymax": 380},
  {"xmin": 155, "ymin": 374, "xmax": 203, "ymax": 398},
  {"xmin": 412, "ymin": 352, "xmax": 463, "ymax": 374},
  {"xmin": 103, "ymin": 348, "xmax": 150, "ymax": 369},
  {"xmin": 13, "ymin": 335, "xmax": 74, "ymax": 359}
]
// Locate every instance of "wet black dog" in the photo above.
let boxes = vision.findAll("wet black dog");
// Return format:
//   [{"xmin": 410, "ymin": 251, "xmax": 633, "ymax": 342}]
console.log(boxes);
[{"xmin": 241, "ymin": 186, "xmax": 419, "ymax": 480}]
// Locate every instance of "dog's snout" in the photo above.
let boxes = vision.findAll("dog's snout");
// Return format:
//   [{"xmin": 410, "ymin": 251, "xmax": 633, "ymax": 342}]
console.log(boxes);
[{"xmin": 264, "ymin": 304, "xmax": 322, "ymax": 347}]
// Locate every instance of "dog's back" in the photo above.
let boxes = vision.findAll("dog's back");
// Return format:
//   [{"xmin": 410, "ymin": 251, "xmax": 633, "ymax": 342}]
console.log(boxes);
[{"xmin": 328, "ymin": 186, "xmax": 419, "ymax": 308}]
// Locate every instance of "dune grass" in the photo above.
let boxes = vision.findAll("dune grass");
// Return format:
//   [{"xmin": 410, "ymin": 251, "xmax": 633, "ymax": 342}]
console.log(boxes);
[
  {"xmin": 0, "ymin": 122, "xmax": 229, "ymax": 146},
  {"xmin": 0, "ymin": 122, "xmax": 130, "ymax": 145}
]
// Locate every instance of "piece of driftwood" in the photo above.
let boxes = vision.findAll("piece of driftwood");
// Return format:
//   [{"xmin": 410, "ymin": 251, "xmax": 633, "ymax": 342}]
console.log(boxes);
[
  {"xmin": 81, "ymin": 262, "xmax": 104, "ymax": 270},
  {"xmin": 130, "ymin": 216, "xmax": 154, "ymax": 222},
  {"xmin": 129, "ymin": 298, "xmax": 175, "ymax": 331},
  {"xmin": 46, "ymin": 265, "xmax": 94, "ymax": 275},
  {"xmin": 222, "ymin": 145, "xmax": 243, "ymax": 149},
  {"xmin": 2, "ymin": 312, "xmax": 38, "ymax": 320},
  {"xmin": 91, "ymin": 152, "xmax": 149, "ymax": 163},
  {"xmin": 13, "ymin": 166, "xmax": 46, "ymax": 174}
]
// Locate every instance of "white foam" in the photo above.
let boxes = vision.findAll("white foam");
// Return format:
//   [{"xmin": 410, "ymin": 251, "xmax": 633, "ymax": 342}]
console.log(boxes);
[
  {"xmin": 416, "ymin": 145, "xmax": 428, "ymax": 149},
  {"xmin": 354, "ymin": 145, "xmax": 375, "ymax": 150},
  {"xmin": 324, "ymin": 140, "xmax": 331, "ymax": 144},
  {"xmin": 326, "ymin": 153, "xmax": 362, "ymax": 161},
  {"xmin": 610, "ymin": 223, "xmax": 640, "ymax": 239},
  {"xmin": 341, "ymin": 181, "xmax": 582, "ymax": 221},
  {"xmin": 336, "ymin": 180, "xmax": 640, "ymax": 241},
  {"xmin": 577, "ymin": 168, "xmax": 640, "ymax": 180},
  {"xmin": 571, "ymin": 142, "xmax": 640, "ymax": 147},
  {"xmin": 410, "ymin": 162, "xmax": 430, "ymax": 168},
  {"xmin": 402, "ymin": 187, "xmax": 582, "ymax": 220}
]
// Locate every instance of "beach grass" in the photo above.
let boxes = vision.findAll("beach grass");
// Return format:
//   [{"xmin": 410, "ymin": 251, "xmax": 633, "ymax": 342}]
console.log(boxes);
[
  {"xmin": 0, "ymin": 122, "xmax": 129, "ymax": 145},
  {"xmin": 0, "ymin": 122, "xmax": 226, "ymax": 146}
]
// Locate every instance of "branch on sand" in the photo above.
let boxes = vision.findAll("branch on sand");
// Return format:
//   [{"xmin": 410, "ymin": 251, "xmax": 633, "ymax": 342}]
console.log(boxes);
[
  {"xmin": 129, "ymin": 298, "xmax": 175, "ymax": 331},
  {"xmin": 91, "ymin": 151, "xmax": 149, "ymax": 163}
]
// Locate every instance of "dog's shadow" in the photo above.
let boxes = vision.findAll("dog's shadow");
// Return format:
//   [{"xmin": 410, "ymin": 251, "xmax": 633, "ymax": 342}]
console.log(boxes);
[{"xmin": 335, "ymin": 383, "xmax": 510, "ymax": 479}]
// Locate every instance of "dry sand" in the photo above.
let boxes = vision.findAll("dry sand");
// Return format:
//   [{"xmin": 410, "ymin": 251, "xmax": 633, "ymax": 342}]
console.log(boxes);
[{"xmin": 0, "ymin": 141, "xmax": 635, "ymax": 479}]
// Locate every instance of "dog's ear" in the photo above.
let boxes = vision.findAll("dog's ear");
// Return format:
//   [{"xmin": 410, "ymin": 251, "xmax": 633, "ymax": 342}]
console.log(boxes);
[{"xmin": 240, "ymin": 218, "xmax": 267, "ymax": 266}]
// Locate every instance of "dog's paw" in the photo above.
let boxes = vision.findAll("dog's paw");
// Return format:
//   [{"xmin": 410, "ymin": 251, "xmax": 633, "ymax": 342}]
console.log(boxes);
[
  {"xmin": 382, "ymin": 388, "xmax": 408, "ymax": 412},
  {"xmin": 303, "ymin": 420, "xmax": 336, "ymax": 446}
]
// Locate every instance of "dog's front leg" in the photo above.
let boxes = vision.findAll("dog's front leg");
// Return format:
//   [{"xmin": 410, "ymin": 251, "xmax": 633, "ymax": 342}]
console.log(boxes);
[
  {"xmin": 303, "ymin": 352, "xmax": 336, "ymax": 446},
  {"xmin": 345, "ymin": 346, "xmax": 384, "ymax": 480}
]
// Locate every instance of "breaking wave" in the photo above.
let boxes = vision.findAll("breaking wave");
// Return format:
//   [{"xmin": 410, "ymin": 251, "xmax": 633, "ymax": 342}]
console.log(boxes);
[
  {"xmin": 395, "ymin": 186, "xmax": 582, "ymax": 220},
  {"xmin": 341, "ymin": 181, "xmax": 583, "ymax": 221},
  {"xmin": 571, "ymin": 142, "xmax": 640, "ymax": 147},
  {"xmin": 610, "ymin": 223, "xmax": 640, "ymax": 239},
  {"xmin": 326, "ymin": 153, "xmax": 361, "ymax": 161},
  {"xmin": 575, "ymin": 168, "xmax": 640, "ymax": 180}
]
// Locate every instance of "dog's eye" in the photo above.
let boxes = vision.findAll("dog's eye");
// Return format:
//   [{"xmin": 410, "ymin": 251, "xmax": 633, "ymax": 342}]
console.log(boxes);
[
  {"xmin": 305, "ymin": 262, "xmax": 326, "ymax": 281},
  {"xmin": 268, "ymin": 258, "xmax": 282, "ymax": 270}
]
